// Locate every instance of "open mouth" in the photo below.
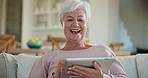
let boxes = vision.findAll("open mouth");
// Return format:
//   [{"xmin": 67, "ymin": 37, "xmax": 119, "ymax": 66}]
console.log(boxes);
[{"xmin": 70, "ymin": 29, "xmax": 81, "ymax": 34}]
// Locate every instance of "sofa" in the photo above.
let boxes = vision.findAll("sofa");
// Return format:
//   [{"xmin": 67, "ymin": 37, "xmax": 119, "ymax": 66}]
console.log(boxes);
[{"xmin": 0, "ymin": 52, "xmax": 148, "ymax": 78}]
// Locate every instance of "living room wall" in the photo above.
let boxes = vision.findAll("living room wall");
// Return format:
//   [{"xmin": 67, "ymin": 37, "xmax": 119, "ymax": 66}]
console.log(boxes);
[
  {"xmin": 0, "ymin": 0, "xmax": 7, "ymax": 34},
  {"xmin": 21, "ymin": 0, "xmax": 120, "ymax": 48},
  {"xmin": 0, "ymin": 0, "xmax": 2, "ymax": 32},
  {"xmin": 89, "ymin": 0, "xmax": 119, "ymax": 45},
  {"xmin": 120, "ymin": 0, "xmax": 148, "ymax": 49}
]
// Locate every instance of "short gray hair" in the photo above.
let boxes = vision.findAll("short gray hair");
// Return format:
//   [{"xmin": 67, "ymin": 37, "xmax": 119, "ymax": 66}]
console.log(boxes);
[{"xmin": 59, "ymin": 0, "xmax": 91, "ymax": 22}]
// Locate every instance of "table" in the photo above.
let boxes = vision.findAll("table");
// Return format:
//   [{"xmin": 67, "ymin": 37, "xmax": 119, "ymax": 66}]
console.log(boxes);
[
  {"xmin": 9, "ymin": 48, "xmax": 47, "ymax": 56},
  {"xmin": 114, "ymin": 51, "xmax": 131, "ymax": 56}
]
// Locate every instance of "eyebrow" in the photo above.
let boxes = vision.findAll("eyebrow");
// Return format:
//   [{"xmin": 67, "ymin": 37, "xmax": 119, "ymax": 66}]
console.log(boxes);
[
  {"xmin": 66, "ymin": 15, "xmax": 84, "ymax": 19},
  {"xmin": 78, "ymin": 15, "xmax": 84, "ymax": 18},
  {"xmin": 66, "ymin": 16, "xmax": 73, "ymax": 19}
]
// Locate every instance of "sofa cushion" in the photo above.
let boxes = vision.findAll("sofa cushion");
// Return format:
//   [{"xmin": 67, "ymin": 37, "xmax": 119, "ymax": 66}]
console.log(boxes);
[
  {"xmin": 0, "ymin": 52, "xmax": 17, "ymax": 78},
  {"xmin": 17, "ymin": 54, "xmax": 41, "ymax": 78},
  {"xmin": 0, "ymin": 52, "xmax": 7, "ymax": 78},
  {"xmin": 136, "ymin": 54, "xmax": 148, "ymax": 78},
  {"xmin": 118, "ymin": 56, "xmax": 138, "ymax": 78}
]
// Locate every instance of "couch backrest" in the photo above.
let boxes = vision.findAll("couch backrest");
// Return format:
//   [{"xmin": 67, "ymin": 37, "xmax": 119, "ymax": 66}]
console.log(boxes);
[
  {"xmin": 136, "ymin": 54, "xmax": 148, "ymax": 78},
  {"xmin": 118, "ymin": 56, "xmax": 139, "ymax": 78},
  {"xmin": 16, "ymin": 54, "xmax": 41, "ymax": 78},
  {"xmin": 15, "ymin": 54, "xmax": 141, "ymax": 78},
  {"xmin": 0, "ymin": 52, "xmax": 17, "ymax": 78},
  {"xmin": 0, "ymin": 53, "xmax": 7, "ymax": 78},
  {"xmin": 1, "ymin": 52, "xmax": 148, "ymax": 78},
  {"xmin": 0, "ymin": 52, "xmax": 40, "ymax": 78}
]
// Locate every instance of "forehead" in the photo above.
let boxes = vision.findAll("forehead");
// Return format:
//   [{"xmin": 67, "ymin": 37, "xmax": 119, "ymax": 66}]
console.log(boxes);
[{"xmin": 63, "ymin": 7, "xmax": 86, "ymax": 18}]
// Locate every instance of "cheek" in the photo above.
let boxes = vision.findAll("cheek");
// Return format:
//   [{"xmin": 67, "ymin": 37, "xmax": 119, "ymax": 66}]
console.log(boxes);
[
  {"xmin": 64, "ymin": 27, "xmax": 68, "ymax": 32},
  {"xmin": 63, "ymin": 22, "xmax": 72, "ymax": 33},
  {"xmin": 63, "ymin": 24, "xmax": 69, "ymax": 34},
  {"xmin": 63, "ymin": 21, "xmax": 71, "ymax": 27},
  {"xmin": 63, "ymin": 23, "xmax": 69, "ymax": 30},
  {"xmin": 82, "ymin": 23, "xmax": 87, "ymax": 31}
]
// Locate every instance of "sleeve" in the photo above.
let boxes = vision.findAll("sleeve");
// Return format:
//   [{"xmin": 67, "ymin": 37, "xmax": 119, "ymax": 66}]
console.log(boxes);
[
  {"xmin": 29, "ymin": 52, "xmax": 52, "ymax": 78},
  {"xmin": 101, "ymin": 45, "xmax": 128, "ymax": 78}
]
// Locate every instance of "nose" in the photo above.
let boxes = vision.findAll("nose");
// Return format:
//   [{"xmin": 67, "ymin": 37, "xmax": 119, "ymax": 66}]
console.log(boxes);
[{"xmin": 72, "ymin": 20, "xmax": 79, "ymax": 27}]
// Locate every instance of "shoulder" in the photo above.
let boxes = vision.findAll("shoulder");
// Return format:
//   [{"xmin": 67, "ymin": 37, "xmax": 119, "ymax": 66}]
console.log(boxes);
[
  {"xmin": 93, "ymin": 45, "xmax": 116, "ymax": 57},
  {"xmin": 41, "ymin": 50, "xmax": 63, "ymax": 61},
  {"xmin": 41, "ymin": 50, "xmax": 57, "ymax": 60},
  {"xmin": 35, "ymin": 50, "xmax": 59, "ymax": 68},
  {"xmin": 94, "ymin": 45, "xmax": 111, "ymax": 50}
]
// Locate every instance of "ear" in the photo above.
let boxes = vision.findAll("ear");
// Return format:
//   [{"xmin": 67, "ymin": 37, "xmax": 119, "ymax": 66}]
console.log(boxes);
[{"xmin": 60, "ymin": 20, "xmax": 63, "ymax": 26}]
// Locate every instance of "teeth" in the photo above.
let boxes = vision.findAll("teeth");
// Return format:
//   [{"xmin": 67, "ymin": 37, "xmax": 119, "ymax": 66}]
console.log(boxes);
[
  {"xmin": 71, "ymin": 29, "xmax": 79, "ymax": 32},
  {"xmin": 70, "ymin": 29, "xmax": 81, "ymax": 33}
]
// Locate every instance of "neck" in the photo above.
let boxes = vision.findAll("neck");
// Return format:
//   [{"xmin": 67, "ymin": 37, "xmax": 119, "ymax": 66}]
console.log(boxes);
[{"xmin": 61, "ymin": 42, "xmax": 91, "ymax": 51}]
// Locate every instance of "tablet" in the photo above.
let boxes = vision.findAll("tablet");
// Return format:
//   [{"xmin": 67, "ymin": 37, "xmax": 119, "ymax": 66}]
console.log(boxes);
[{"xmin": 60, "ymin": 57, "xmax": 115, "ymax": 78}]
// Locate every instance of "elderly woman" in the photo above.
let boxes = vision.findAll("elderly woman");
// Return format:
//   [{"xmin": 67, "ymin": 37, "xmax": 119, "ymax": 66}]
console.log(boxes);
[{"xmin": 29, "ymin": 0, "xmax": 128, "ymax": 78}]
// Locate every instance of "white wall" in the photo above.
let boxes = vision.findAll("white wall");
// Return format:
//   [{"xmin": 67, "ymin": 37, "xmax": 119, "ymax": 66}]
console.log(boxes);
[
  {"xmin": 0, "ymin": 0, "xmax": 6, "ymax": 34},
  {"xmin": 0, "ymin": 0, "xmax": 2, "ymax": 32},
  {"xmin": 21, "ymin": 0, "xmax": 120, "ymax": 48},
  {"xmin": 89, "ymin": 0, "xmax": 119, "ymax": 45},
  {"xmin": 21, "ymin": 0, "xmax": 34, "ymax": 48},
  {"xmin": 120, "ymin": 0, "xmax": 148, "ymax": 48},
  {"xmin": 108, "ymin": 0, "xmax": 120, "ymax": 43},
  {"xmin": 145, "ymin": 20, "xmax": 148, "ymax": 47}
]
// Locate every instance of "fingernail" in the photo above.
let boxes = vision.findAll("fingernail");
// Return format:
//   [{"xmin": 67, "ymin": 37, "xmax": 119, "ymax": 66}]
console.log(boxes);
[
  {"xmin": 68, "ymin": 67, "xmax": 72, "ymax": 70},
  {"xmin": 94, "ymin": 61, "xmax": 97, "ymax": 65},
  {"xmin": 72, "ymin": 66, "xmax": 76, "ymax": 69},
  {"xmin": 67, "ymin": 71, "xmax": 70, "ymax": 74}
]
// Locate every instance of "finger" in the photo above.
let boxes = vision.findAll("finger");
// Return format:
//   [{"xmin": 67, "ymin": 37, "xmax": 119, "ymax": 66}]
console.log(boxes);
[
  {"xmin": 93, "ymin": 61, "xmax": 103, "ymax": 77},
  {"xmin": 57, "ymin": 60, "xmax": 65, "ymax": 72},
  {"xmin": 68, "ymin": 70, "xmax": 85, "ymax": 78},
  {"xmin": 69, "ymin": 75, "xmax": 80, "ymax": 78},
  {"xmin": 67, "ymin": 70, "xmax": 78, "ymax": 76},
  {"xmin": 58, "ymin": 60, "xmax": 64, "ymax": 67},
  {"xmin": 72, "ymin": 65, "xmax": 94, "ymax": 72},
  {"xmin": 68, "ymin": 66, "xmax": 90, "ymax": 77},
  {"xmin": 93, "ymin": 61, "xmax": 101, "ymax": 70},
  {"xmin": 54, "ymin": 60, "xmax": 65, "ymax": 78}
]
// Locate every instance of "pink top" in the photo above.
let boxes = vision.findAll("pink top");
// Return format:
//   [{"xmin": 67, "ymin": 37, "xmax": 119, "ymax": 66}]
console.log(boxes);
[{"xmin": 29, "ymin": 45, "xmax": 128, "ymax": 78}]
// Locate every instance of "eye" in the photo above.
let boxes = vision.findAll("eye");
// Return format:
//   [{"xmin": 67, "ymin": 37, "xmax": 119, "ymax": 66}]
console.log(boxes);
[
  {"xmin": 78, "ymin": 19, "xmax": 84, "ymax": 22},
  {"xmin": 67, "ymin": 19, "xmax": 72, "ymax": 21},
  {"xmin": 67, "ymin": 19, "xmax": 73, "ymax": 21}
]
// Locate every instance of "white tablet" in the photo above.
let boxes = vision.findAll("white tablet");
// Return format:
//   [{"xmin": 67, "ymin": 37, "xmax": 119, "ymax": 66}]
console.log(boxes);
[{"xmin": 60, "ymin": 57, "xmax": 115, "ymax": 78}]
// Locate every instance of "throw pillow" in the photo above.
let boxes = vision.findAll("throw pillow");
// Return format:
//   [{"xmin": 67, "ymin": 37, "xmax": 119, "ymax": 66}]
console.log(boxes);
[
  {"xmin": 118, "ymin": 56, "xmax": 138, "ymax": 78},
  {"xmin": 136, "ymin": 54, "xmax": 148, "ymax": 78},
  {"xmin": 0, "ymin": 52, "xmax": 17, "ymax": 78},
  {"xmin": 17, "ymin": 54, "xmax": 41, "ymax": 78},
  {"xmin": 0, "ymin": 52, "xmax": 7, "ymax": 78}
]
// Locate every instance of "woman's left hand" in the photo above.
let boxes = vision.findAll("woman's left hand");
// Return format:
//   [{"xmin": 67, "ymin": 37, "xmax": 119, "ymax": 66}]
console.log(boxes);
[
  {"xmin": 67, "ymin": 61, "xmax": 103, "ymax": 78},
  {"xmin": 53, "ymin": 60, "xmax": 64, "ymax": 78}
]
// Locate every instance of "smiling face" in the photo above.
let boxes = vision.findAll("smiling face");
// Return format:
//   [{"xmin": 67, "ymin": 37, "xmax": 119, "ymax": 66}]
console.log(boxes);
[{"xmin": 62, "ymin": 7, "xmax": 88, "ymax": 44}]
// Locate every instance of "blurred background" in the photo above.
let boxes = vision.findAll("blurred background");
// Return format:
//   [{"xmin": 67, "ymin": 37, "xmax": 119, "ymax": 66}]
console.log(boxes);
[{"xmin": 0, "ymin": 0, "xmax": 148, "ymax": 55}]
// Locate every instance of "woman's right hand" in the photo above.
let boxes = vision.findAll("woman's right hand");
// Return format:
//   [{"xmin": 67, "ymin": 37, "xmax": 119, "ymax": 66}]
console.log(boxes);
[
  {"xmin": 67, "ymin": 61, "xmax": 103, "ymax": 78},
  {"xmin": 53, "ymin": 60, "xmax": 64, "ymax": 78}
]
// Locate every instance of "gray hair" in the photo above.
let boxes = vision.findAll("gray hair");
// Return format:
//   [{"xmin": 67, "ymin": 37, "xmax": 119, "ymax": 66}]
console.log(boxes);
[{"xmin": 59, "ymin": 0, "xmax": 91, "ymax": 22}]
